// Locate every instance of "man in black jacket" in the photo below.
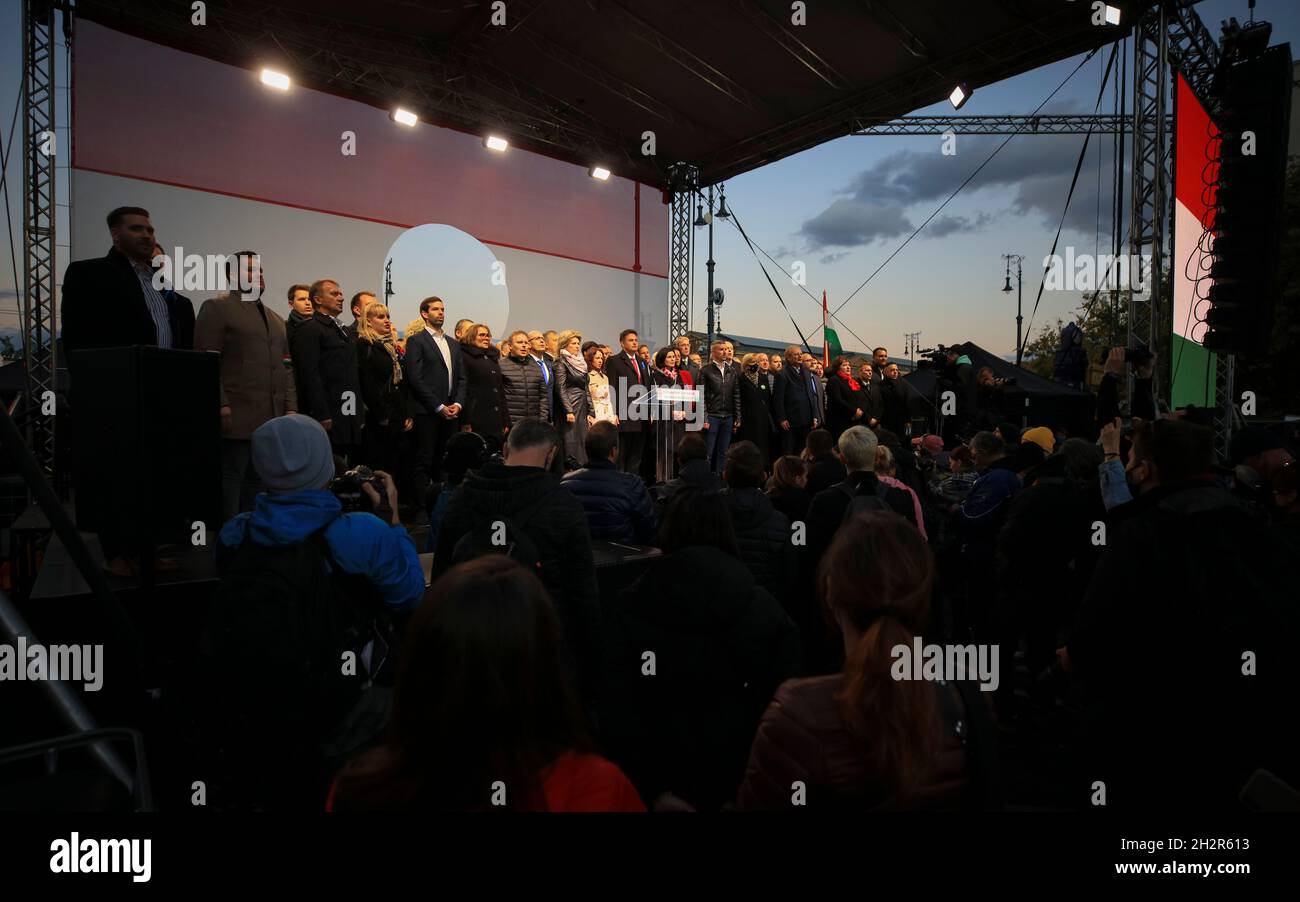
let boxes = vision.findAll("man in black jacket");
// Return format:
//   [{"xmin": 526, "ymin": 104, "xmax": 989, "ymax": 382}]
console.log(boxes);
[
  {"xmin": 772, "ymin": 345, "xmax": 821, "ymax": 456},
  {"xmin": 1068, "ymin": 418, "xmax": 1298, "ymax": 810},
  {"xmin": 723, "ymin": 441, "xmax": 794, "ymax": 601},
  {"xmin": 61, "ymin": 206, "xmax": 196, "ymax": 574},
  {"xmin": 698, "ymin": 339, "xmax": 743, "ymax": 473},
  {"xmin": 290, "ymin": 279, "xmax": 362, "ymax": 461},
  {"xmin": 404, "ymin": 296, "xmax": 465, "ymax": 497},
  {"xmin": 798, "ymin": 425, "xmax": 916, "ymax": 672},
  {"xmin": 606, "ymin": 328, "xmax": 652, "ymax": 475},
  {"xmin": 675, "ymin": 335, "xmax": 700, "ymax": 384},
  {"xmin": 432, "ymin": 419, "xmax": 601, "ymax": 700},
  {"xmin": 560, "ymin": 421, "xmax": 657, "ymax": 544},
  {"xmin": 651, "ymin": 433, "xmax": 723, "ymax": 510}
]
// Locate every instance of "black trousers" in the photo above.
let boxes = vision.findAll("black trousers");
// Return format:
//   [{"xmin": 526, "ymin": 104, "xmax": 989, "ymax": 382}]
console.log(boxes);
[
  {"xmin": 782, "ymin": 423, "xmax": 813, "ymax": 457},
  {"xmin": 617, "ymin": 427, "xmax": 645, "ymax": 475},
  {"xmin": 413, "ymin": 412, "xmax": 456, "ymax": 502}
]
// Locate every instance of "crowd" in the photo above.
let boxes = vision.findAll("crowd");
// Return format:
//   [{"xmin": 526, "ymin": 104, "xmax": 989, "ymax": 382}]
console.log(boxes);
[{"xmin": 58, "ymin": 207, "xmax": 1300, "ymax": 812}]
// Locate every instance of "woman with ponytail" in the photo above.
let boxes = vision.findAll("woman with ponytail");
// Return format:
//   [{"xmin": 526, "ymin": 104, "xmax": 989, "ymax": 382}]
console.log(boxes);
[{"xmin": 738, "ymin": 511, "xmax": 976, "ymax": 809}]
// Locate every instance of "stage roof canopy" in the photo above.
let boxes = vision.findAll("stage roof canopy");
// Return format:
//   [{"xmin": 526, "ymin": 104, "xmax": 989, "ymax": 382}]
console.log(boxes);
[{"xmin": 76, "ymin": 0, "xmax": 1157, "ymax": 188}]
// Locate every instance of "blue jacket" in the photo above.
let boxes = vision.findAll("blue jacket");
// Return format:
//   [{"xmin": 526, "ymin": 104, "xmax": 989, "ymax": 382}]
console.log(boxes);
[
  {"xmin": 218, "ymin": 489, "xmax": 425, "ymax": 610},
  {"xmin": 958, "ymin": 460, "xmax": 1021, "ymax": 543},
  {"xmin": 560, "ymin": 458, "xmax": 657, "ymax": 544}
]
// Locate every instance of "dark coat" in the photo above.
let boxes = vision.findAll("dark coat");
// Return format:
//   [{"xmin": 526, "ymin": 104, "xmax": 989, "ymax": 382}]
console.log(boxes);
[
  {"xmin": 858, "ymin": 378, "xmax": 884, "ymax": 427},
  {"xmin": 651, "ymin": 458, "xmax": 724, "ymax": 510},
  {"xmin": 285, "ymin": 309, "xmax": 310, "ymax": 351},
  {"xmin": 459, "ymin": 343, "xmax": 510, "ymax": 439},
  {"xmin": 604, "ymin": 350, "xmax": 651, "ymax": 434},
  {"xmin": 560, "ymin": 458, "xmax": 657, "ymax": 544},
  {"xmin": 805, "ymin": 453, "xmax": 848, "ymax": 497},
  {"xmin": 499, "ymin": 353, "xmax": 551, "ymax": 424},
  {"xmin": 289, "ymin": 312, "xmax": 362, "ymax": 447},
  {"xmin": 598, "ymin": 545, "xmax": 802, "ymax": 810},
  {"xmin": 825, "ymin": 374, "xmax": 865, "ymax": 437},
  {"xmin": 737, "ymin": 374, "xmax": 775, "ymax": 458},
  {"xmin": 1069, "ymin": 480, "xmax": 1300, "ymax": 809},
  {"xmin": 403, "ymin": 329, "xmax": 465, "ymax": 418},
  {"xmin": 698, "ymin": 360, "xmax": 742, "ymax": 419},
  {"xmin": 555, "ymin": 353, "xmax": 591, "ymax": 465},
  {"xmin": 739, "ymin": 676, "xmax": 972, "ymax": 810},
  {"xmin": 725, "ymin": 487, "xmax": 795, "ymax": 600},
  {"xmin": 772, "ymin": 364, "xmax": 821, "ymax": 429},
  {"xmin": 878, "ymin": 377, "xmax": 911, "ymax": 438},
  {"xmin": 767, "ymin": 485, "xmax": 811, "ymax": 525},
  {"xmin": 432, "ymin": 461, "xmax": 601, "ymax": 695},
  {"xmin": 61, "ymin": 247, "xmax": 196, "ymax": 376},
  {"xmin": 356, "ymin": 338, "xmax": 410, "ymax": 428}
]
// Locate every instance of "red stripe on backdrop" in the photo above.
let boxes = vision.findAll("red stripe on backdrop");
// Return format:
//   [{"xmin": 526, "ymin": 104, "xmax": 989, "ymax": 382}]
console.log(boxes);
[
  {"xmin": 1174, "ymin": 74, "xmax": 1219, "ymax": 231},
  {"xmin": 72, "ymin": 164, "xmax": 669, "ymax": 279},
  {"xmin": 72, "ymin": 21, "xmax": 668, "ymax": 275}
]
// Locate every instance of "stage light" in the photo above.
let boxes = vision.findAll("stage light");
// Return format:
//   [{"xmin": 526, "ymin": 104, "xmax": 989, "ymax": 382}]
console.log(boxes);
[
  {"xmin": 260, "ymin": 68, "xmax": 290, "ymax": 91},
  {"xmin": 589, "ymin": 166, "xmax": 611, "ymax": 181},
  {"xmin": 392, "ymin": 108, "xmax": 418, "ymax": 127},
  {"xmin": 484, "ymin": 135, "xmax": 508, "ymax": 152},
  {"xmin": 949, "ymin": 82, "xmax": 971, "ymax": 109},
  {"xmin": 1104, "ymin": 5, "xmax": 1122, "ymax": 26}
]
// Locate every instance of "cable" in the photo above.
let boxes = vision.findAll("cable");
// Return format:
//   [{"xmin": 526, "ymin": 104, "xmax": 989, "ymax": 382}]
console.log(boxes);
[
  {"xmin": 0, "ymin": 81, "xmax": 25, "ymax": 341},
  {"xmin": 1017, "ymin": 42, "xmax": 1118, "ymax": 360},
  {"xmin": 725, "ymin": 204, "xmax": 816, "ymax": 352},
  {"xmin": 831, "ymin": 45, "xmax": 1103, "ymax": 320},
  {"xmin": 721, "ymin": 211, "xmax": 875, "ymax": 354}
]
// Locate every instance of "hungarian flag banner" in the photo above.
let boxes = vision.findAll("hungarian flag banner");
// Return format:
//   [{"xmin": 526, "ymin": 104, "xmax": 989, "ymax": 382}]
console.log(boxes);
[{"xmin": 822, "ymin": 290, "xmax": 842, "ymax": 366}]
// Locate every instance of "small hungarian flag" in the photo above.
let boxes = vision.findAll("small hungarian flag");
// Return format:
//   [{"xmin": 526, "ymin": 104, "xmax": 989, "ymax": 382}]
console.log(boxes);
[{"xmin": 822, "ymin": 290, "xmax": 842, "ymax": 366}]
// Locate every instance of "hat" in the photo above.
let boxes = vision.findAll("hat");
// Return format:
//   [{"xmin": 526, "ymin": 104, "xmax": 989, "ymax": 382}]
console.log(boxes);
[
  {"xmin": 1228, "ymin": 425, "xmax": 1286, "ymax": 467},
  {"xmin": 251, "ymin": 414, "xmax": 336, "ymax": 493},
  {"xmin": 920, "ymin": 434, "xmax": 944, "ymax": 454},
  {"xmin": 1021, "ymin": 426, "xmax": 1055, "ymax": 456}
]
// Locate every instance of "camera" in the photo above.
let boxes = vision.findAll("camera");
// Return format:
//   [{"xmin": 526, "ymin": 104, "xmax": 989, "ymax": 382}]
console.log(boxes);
[{"xmin": 330, "ymin": 464, "xmax": 387, "ymax": 513}]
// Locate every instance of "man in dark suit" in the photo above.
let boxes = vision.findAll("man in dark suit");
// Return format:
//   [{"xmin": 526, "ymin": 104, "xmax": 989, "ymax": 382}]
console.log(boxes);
[
  {"xmin": 858, "ymin": 362, "xmax": 882, "ymax": 429},
  {"xmin": 605, "ymin": 328, "xmax": 652, "ymax": 476},
  {"xmin": 290, "ymin": 279, "xmax": 362, "ymax": 462},
  {"xmin": 871, "ymin": 347, "xmax": 889, "ymax": 386},
  {"xmin": 345, "ymin": 291, "xmax": 374, "ymax": 342},
  {"xmin": 772, "ymin": 345, "xmax": 821, "ymax": 456},
  {"xmin": 527, "ymin": 330, "xmax": 560, "ymax": 423},
  {"xmin": 674, "ymin": 336, "xmax": 701, "ymax": 384},
  {"xmin": 404, "ymin": 296, "xmax": 466, "ymax": 498},
  {"xmin": 61, "ymin": 206, "xmax": 196, "ymax": 575}
]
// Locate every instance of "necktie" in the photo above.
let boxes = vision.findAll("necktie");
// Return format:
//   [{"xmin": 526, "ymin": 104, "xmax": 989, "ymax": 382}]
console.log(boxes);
[{"xmin": 631, "ymin": 355, "xmax": 642, "ymax": 384}]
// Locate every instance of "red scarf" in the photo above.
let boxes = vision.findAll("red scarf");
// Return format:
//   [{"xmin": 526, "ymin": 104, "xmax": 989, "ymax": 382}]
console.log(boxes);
[{"xmin": 836, "ymin": 370, "xmax": 861, "ymax": 392}]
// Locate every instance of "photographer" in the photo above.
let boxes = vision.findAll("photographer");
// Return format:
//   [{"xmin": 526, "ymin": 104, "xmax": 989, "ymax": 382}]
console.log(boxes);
[{"xmin": 215, "ymin": 414, "xmax": 425, "ymax": 611}]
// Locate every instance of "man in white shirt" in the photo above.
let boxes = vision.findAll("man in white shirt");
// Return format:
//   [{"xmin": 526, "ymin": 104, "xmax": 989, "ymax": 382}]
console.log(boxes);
[{"xmin": 405, "ymin": 296, "xmax": 465, "ymax": 502}]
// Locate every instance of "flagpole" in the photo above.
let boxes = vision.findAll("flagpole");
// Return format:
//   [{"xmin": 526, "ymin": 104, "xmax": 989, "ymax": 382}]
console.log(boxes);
[{"xmin": 822, "ymin": 290, "xmax": 829, "ymax": 368}]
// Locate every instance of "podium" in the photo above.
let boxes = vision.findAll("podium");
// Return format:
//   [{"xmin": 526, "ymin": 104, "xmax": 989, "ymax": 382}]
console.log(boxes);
[
  {"xmin": 641, "ymin": 386, "xmax": 700, "ymax": 483},
  {"xmin": 69, "ymin": 346, "xmax": 222, "ymax": 544}
]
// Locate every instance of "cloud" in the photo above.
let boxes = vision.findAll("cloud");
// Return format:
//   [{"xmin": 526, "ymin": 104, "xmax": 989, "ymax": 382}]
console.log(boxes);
[
  {"xmin": 800, "ymin": 198, "xmax": 913, "ymax": 250},
  {"xmin": 803, "ymin": 131, "xmax": 1115, "ymax": 248},
  {"xmin": 819, "ymin": 251, "xmax": 851, "ymax": 265}
]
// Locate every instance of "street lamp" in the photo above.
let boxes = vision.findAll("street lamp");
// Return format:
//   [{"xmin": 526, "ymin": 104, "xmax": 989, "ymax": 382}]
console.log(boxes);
[
  {"xmin": 1002, "ymin": 253, "xmax": 1024, "ymax": 366},
  {"xmin": 695, "ymin": 183, "xmax": 729, "ymax": 355}
]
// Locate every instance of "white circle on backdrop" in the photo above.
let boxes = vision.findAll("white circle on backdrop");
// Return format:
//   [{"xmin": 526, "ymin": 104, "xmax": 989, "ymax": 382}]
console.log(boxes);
[{"xmin": 381, "ymin": 224, "xmax": 509, "ymax": 339}]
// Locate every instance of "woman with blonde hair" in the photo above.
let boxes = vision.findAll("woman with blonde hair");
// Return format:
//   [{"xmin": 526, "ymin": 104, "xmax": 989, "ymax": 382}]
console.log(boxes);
[
  {"xmin": 554, "ymin": 329, "xmax": 592, "ymax": 466},
  {"xmin": 586, "ymin": 345, "xmax": 616, "ymax": 424},
  {"xmin": 357, "ymin": 303, "xmax": 413, "ymax": 475}
]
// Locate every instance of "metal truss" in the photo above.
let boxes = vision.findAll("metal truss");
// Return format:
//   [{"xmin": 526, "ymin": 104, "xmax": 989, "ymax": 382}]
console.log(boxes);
[
  {"xmin": 23, "ymin": 0, "xmax": 57, "ymax": 475},
  {"xmin": 667, "ymin": 164, "xmax": 698, "ymax": 343},
  {"xmin": 853, "ymin": 114, "xmax": 1156, "ymax": 135},
  {"xmin": 1128, "ymin": 3, "xmax": 1171, "ymax": 406}
]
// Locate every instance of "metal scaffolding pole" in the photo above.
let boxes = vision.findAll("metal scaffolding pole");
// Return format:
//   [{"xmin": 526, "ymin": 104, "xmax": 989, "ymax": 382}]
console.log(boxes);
[
  {"xmin": 23, "ymin": 0, "xmax": 58, "ymax": 475},
  {"xmin": 667, "ymin": 163, "xmax": 698, "ymax": 343},
  {"xmin": 853, "ymin": 114, "xmax": 1157, "ymax": 135}
]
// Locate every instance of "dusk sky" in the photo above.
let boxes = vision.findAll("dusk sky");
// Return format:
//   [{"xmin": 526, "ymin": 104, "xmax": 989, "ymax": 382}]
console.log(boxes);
[{"xmin": 2, "ymin": 0, "xmax": 1296, "ymax": 359}]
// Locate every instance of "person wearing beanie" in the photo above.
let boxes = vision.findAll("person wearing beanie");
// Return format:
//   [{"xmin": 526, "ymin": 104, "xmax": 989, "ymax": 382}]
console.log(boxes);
[
  {"xmin": 1021, "ymin": 426, "xmax": 1055, "ymax": 457},
  {"xmin": 216, "ymin": 414, "xmax": 425, "ymax": 610}
]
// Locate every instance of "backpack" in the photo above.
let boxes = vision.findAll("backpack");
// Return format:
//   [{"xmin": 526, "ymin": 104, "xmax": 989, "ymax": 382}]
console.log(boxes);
[
  {"xmin": 199, "ymin": 521, "xmax": 394, "ymax": 809},
  {"xmin": 837, "ymin": 478, "xmax": 894, "ymax": 523},
  {"xmin": 449, "ymin": 487, "xmax": 560, "ymax": 574}
]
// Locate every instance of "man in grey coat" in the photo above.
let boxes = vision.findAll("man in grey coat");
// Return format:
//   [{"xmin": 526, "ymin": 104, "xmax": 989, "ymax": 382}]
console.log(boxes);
[{"xmin": 194, "ymin": 252, "xmax": 297, "ymax": 520}]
